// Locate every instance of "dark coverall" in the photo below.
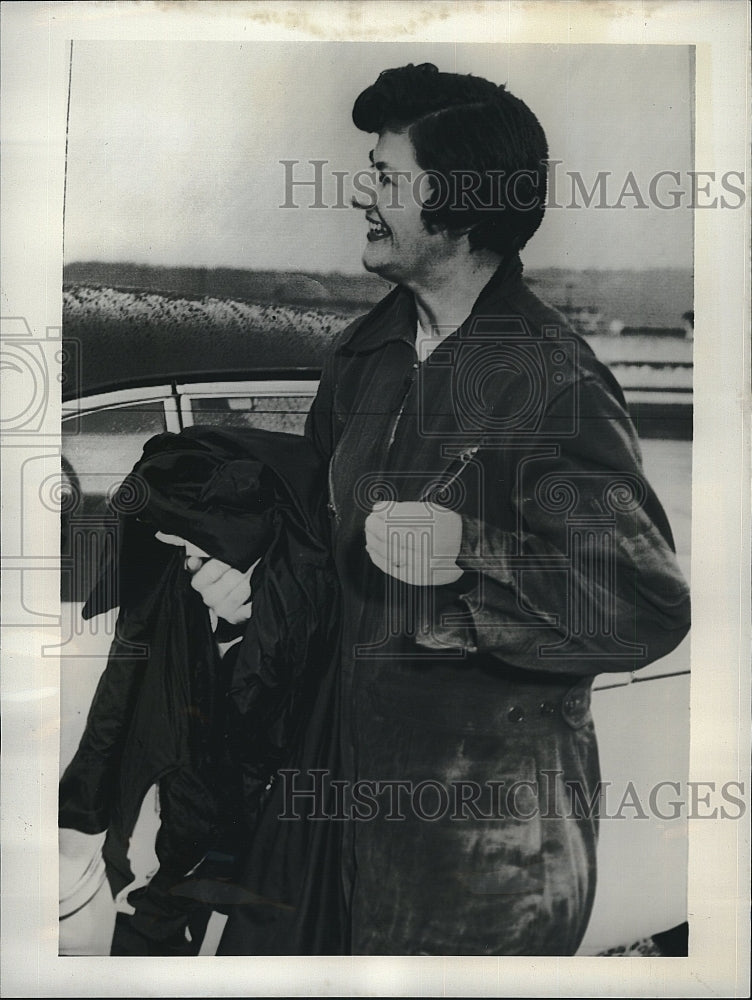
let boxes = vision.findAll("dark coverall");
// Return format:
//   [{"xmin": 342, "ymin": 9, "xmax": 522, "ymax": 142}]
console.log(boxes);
[{"xmin": 302, "ymin": 253, "xmax": 691, "ymax": 955}]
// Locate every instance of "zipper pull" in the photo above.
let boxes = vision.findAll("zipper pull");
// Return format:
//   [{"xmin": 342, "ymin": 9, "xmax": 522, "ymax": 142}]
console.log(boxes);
[
  {"xmin": 458, "ymin": 444, "xmax": 480, "ymax": 464},
  {"xmin": 422, "ymin": 445, "xmax": 480, "ymax": 504}
]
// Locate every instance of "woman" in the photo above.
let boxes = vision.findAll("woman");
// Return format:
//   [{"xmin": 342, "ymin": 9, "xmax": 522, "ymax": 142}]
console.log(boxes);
[{"xmin": 201, "ymin": 64, "xmax": 691, "ymax": 955}]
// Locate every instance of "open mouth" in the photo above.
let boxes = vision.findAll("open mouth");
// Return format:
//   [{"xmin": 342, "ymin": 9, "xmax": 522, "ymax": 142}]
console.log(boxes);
[{"xmin": 366, "ymin": 216, "xmax": 391, "ymax": 242}]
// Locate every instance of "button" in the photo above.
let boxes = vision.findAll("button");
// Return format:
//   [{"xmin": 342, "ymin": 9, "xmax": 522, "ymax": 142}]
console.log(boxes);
[
  {"xmin": 561, "ymin": 686, "xmax": 591, "ymax": 730},
  {"xmin": 539, "ymin": 701, "xmax": 556, "ymax": 715},
  {"xmin": 507, "ymin": 706, "xmax": 525, "ymax": 723}
]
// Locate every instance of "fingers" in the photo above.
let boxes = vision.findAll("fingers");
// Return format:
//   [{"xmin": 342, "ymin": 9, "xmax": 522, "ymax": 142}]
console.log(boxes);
[
  {"xmin": 365, "ymin": 504, "xmax": 433, "ymax": 566},
  {"xmin": 189, "ymin": 558, "xmax": 254, "ymax": 624},
  {"xmin": 155, "ymin": 532, "xmax": 211, "ymax": 558},
  {"xmin": 154, "ymin": 531, "xmax": 188, "ymax": 547},
  {"xmin": 365, "ymin": 519, "xmax": 428, "ymax": 585},
  {"xmin": 365, "ymin": 502, "xmax": 463, "ymax": 586},
  {"xmin": 156, "ymin": 535, "xmax": 258, "ymax": 625},
  {"xmin": 366, "ymin": 536, "xmax": 415, "ymax": 585},
  {"xmin": 191, "ymin": 561, "xmax": 249, "ymax": 607},
  {"xmin": 218, "ymin": 597, "xmax": 254, "ymax": 626},
  {"xmin": 184, "ymin": 540, "xmax": 211, "ymax": 558},
  {"xmin": 155, "ymin": 532, "xmax": 213, "ymax": 579},
  {"xmin": 190, "ymin": 558, "xmax": 233, "ymax": 590},
  {"xmin": 364, "ymin": 513, "xmax": 388, "ymax": 559}
]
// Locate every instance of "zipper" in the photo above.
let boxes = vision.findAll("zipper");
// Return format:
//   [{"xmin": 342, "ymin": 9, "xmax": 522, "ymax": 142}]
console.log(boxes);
[
  {"xmin": 420, "ymin": 444, "xmax": 481, "ymax": 504},
  {"xmin": 327, "ymin": 452, "xmax": 339, "ymax": 524},
  {"xmin": 327, "ymin": 363, "xmax": 417, "ymax": 525},
  {"xmin": 327, "ymin": 362, "xmax": 479, "ymax": 519},
  {"xmin": 326, "ymin": 364, "xmax": 417, "ymax": 526},
  {"xmin": 382, "ymin": 358, "xmax": 482, "ymax": 503},
  {"xmin": 385, "ymin": 361, "xmax": 419, "ymax": 459}
]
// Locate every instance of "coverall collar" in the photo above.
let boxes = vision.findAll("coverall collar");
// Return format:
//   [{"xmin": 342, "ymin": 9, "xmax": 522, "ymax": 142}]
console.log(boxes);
[{"xmin": 340, "ymin": 252, "xmax": 524, "ymax": 356}]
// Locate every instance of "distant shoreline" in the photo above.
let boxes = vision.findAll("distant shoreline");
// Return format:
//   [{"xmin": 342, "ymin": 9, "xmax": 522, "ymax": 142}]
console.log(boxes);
[{"xmin": 63, "ymin": 261, "xmax": 693, "ymax": 332}]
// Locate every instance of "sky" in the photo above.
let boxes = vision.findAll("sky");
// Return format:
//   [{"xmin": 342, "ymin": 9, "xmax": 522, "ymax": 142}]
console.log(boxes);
[{"xmin": 64, "ymin": 41, "xmax": 695, "ymax": 273}]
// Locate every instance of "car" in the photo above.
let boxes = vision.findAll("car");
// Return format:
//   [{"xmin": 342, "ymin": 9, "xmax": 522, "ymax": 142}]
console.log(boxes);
[{"xmin": 59, "ymin": 282, "xmax": 692, "ymax": 957}]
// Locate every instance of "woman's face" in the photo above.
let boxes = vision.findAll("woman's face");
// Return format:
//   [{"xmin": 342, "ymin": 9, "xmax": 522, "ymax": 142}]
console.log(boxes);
[{"xmin": 359, "ymin": 129, "xmax": 449, "ymax": 288}]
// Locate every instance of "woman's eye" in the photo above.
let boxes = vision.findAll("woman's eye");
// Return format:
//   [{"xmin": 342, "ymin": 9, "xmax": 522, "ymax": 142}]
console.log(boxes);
[{"xmin": 378, "ymin": 172, "xmax": 391, "ymax": 187}]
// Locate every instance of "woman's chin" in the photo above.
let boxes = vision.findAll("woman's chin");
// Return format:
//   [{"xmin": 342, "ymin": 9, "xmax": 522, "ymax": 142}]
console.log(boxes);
[{"xmin": 362, "ymin": 242, "xmax": 393, "ymax": 277}]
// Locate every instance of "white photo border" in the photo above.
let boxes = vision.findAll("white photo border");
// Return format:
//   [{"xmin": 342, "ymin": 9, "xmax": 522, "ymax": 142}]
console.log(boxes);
[{"xmin": 1, "ymin": 2, "xmax": 749, "ymax": 996}]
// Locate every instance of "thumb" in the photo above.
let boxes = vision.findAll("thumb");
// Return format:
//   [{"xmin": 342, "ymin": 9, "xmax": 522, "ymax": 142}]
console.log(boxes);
[{"xmin": 185, "ymin": 554, "xmax": 205, "ymax": 573}]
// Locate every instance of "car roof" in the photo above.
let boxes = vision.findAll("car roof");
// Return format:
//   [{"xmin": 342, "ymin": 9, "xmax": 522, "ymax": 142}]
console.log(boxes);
[{"xmin": 62, "ymin": 284, "xmax": 355, "ymax": 401}]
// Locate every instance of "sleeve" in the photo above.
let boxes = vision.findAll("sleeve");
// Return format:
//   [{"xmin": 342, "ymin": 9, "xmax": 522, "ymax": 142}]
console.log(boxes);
[{"xmin": 417, "ymin": 377, "xmax": 691, "ymax": 675}]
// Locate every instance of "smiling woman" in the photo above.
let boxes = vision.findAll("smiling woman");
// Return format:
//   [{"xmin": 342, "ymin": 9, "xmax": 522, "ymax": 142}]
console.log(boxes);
[
  {"xmin": 355, "ymin": 64, "xmax": 548, "ymax": 253},
  {"xmin": 59, "ymin": 41, "xmax": 695, "ymax": 961},
  {"xmin": 351, "ymin": 65, "xmax": 549, "ymax": 290},
  {"xmin": 209, "ymin": 62, "xmax": 691, "ymax": 957}
]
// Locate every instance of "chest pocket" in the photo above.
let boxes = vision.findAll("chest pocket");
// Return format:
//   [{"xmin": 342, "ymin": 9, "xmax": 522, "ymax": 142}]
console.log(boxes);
[{"xmin": 348, "ymin": 441, "xmax": 485, "ymax": 516}]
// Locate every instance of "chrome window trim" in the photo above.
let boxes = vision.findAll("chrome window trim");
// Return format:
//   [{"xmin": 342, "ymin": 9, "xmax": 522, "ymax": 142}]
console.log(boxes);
[
  {"xmin": 623, "ymin": 389, "xmax": 693, "ymax": 404},
  {"xmin": 591, "ymin": 666, "xmax": 691, "ymax": 692},
  {"xmin": 62, "ymin": 387, "xmax": 180, "ymax": 435},
  {"xmin": 62, "ymin": 384, "xmax": 177, "ymax": 418},
  {"xmin": 176, "ymin": 379, "xmax": 319, "ymax": 397},
  {"xmin": 163, "ymin": 396, "xmax": 181, "ymax": 433}
]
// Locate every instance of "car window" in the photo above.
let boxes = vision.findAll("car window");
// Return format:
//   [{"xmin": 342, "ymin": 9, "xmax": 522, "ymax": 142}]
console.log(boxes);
[
  {"xmin": 180, "ymin": 381, "xmax": 318, "ymax": 437},
  {"xmin": 188, "ymin": 393, "xmax": 314, "ymax": 436},
  {"xmin": 63, "ymin": 401, "xmax": 171, "ymax": 493},
  {"xmin": 61, "ymin": 396, "xmax": 174, "ymax": 602}
]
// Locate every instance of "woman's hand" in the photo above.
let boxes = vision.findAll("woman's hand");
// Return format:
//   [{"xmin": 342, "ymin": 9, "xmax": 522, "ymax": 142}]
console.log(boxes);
[
  {"xmin": 365, "ymin": 501, "xmax": 464, "ymax": 586},
  {"xmin": 155, "ymin": 532, "xmax": 255, "ymax": 624},
  {"xmin": 188, "ymin": 558, "xmax": 255, "ymax": 625}
]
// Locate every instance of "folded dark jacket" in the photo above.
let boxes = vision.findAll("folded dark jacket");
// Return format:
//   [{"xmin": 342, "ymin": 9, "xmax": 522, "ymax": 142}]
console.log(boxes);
[{"xmin": 58, "ymin": 426, "xmax": 345, "ymax": 953}]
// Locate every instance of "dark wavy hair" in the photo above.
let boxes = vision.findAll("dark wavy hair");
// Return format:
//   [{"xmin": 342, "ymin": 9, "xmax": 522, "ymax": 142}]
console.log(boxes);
[{"xmin": 352, "ymin": 63, "xmax": 549, "ymax": 255}]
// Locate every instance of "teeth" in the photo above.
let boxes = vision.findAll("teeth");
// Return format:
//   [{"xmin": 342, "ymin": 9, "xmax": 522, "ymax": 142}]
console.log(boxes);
[{"xmin": 368, "ymin": 218, "xmax": 388, "ymax": 235}]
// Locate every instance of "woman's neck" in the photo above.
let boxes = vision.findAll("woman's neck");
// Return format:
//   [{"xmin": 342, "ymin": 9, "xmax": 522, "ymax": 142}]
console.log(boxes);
[{"xmin": 412, "ymin": 252, "xmax": 502, "ymax": 356}]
